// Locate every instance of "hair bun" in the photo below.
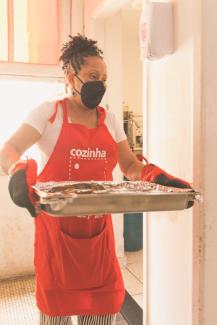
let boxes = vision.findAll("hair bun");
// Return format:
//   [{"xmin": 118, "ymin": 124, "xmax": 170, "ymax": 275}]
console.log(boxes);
[{"xmin": 59, "ymin": 34, "xmax": 103, "ymax": 73}]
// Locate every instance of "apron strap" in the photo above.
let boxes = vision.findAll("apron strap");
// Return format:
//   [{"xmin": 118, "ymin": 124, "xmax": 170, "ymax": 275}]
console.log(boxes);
[
  {"xmin": 49, "ymin": 101, "xmax": 106, "ymax": 126},
  {"xmin": 49, "ymin": 98, "xmax": 68, "ymax": 124},
  {"xmin": 61, "ymin": 98, "xmax": 69, "ymax": 124},
  {"xmin": 97, "ymin": 107, "xmax": 106, "ymax": 126},
  {"xmin": 48, "ymin": 100, "xmax": 60, "ymax": 123}
]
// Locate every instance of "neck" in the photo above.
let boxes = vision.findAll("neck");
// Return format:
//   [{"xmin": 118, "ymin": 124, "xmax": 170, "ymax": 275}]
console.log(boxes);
[
  {"xmin": 68, "ymin": 96, "xmax": 96, "ymax": 113},
  {"xmin": 66, "ymin": 96, "xmax": 99, "ymax": 128}
]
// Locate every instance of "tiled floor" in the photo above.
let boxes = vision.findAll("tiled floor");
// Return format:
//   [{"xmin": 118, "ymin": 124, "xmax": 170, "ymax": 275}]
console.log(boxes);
[
  {"xmin": 121, "ymin": 250, "xmax": 143, "ymax": 309},
  {"xmin": 0, "ymin": 250, "xmax": 143, "ymax": 324}
]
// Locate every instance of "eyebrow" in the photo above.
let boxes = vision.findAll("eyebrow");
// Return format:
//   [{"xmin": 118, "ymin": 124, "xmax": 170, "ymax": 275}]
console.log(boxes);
[
  {"xmin": 88, "ymin": 70, "xmax": 100, "ymax": 74},
  {"xmin": 88, "ymin": 70, "xmax": 107, "ymax": 78}
]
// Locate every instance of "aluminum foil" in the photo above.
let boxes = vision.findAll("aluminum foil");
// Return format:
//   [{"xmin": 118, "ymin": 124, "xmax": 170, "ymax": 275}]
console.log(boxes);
[{"xmin": 33, "ymin": 180, "xmax": 197, "ymax": 198}]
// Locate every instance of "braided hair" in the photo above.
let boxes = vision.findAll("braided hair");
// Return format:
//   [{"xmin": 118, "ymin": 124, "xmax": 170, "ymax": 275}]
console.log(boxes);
[{"xmin": 59, "ymin": 34, "xmax": 104, "ymax": 75}]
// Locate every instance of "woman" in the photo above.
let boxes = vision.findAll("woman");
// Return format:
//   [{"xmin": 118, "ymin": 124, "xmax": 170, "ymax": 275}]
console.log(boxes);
[{"xmin": 0, "ymin": 34, "xmax": 192, "ymax": 325}]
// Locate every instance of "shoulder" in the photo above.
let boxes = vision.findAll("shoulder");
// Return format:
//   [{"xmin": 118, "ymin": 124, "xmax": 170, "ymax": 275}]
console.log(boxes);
[
  {"xmin": 104, "ymin": 108, "xmax": 123, "ymax": 127},
  {"xmin": 24, "ymin": 98, "xmax": 61, "ymax": 134},
  {"xmin": 104, "ymin": 108, "xmax": 117, "ymax": 123},
  {"xmin": 32, "ymin": 99, "xmax": 58, "ymax": 116},
  {"xmin": 102, "ymin": 108, "xmax": 127, "ymax": 143}
]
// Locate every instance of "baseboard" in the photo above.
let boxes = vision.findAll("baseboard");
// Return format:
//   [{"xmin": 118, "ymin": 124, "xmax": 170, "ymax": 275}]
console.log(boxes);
[{"xmin": 120, "ymin": 290, "xmax": 143, "ymax": 325}]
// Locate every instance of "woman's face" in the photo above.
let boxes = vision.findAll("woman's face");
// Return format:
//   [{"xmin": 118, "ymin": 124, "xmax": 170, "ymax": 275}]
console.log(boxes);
[{"xmin": 67, "ymin": 56, "xmax": 107, "ymax": 108}]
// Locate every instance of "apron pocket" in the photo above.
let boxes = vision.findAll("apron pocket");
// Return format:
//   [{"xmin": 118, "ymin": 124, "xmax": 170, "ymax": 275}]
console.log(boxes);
[{"xmin": 56, "ymin": 224, "xmax": 114, "ymax": 290}]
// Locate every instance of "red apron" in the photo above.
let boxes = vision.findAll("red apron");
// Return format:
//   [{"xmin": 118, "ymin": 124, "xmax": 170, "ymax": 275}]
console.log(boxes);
[{"xmin": 34, "ymin": 98, "xmax": 125, "ymax": 316}]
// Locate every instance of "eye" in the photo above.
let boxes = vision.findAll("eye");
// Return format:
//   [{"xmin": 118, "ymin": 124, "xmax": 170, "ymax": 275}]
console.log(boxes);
[{"xmin": 90, "ymin": 74, "xmax": 98, "ymax": 80}]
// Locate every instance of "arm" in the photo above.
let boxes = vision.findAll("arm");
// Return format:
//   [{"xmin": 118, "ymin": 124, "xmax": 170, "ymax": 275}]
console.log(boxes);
[
  {"xmin": 118, "ymin": 140, "xmax": 144, "ymax": 180},
  {"xmin": 0, "ymin": 123, "xmax": 41, "ymax": 174},
  {"xmin": 118, "ymin": 139, "xmax": 192, "ymax": 189},
  {"xmin": 117, "ymin": 136, "xmax": 193, "ymax": 209},
  {"xmin": 0, "ymin": 124, "xmax": 41, "ymax": 217}
]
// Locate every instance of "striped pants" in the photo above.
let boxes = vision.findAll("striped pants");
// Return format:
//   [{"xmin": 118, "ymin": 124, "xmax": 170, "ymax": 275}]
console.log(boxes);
[{"xmin": 40, "ymin": 312, "xmax": 117, "ymax": 325}]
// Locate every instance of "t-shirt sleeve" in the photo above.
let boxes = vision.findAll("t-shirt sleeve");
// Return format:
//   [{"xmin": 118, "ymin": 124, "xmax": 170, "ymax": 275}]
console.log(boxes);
[
  {"xmin": 24, "ymin": 100, "xmax": 56, "ymax": 134},
  {"xmin": 105, "ymin": 110, "xmax": 127, "ymax": 143}
]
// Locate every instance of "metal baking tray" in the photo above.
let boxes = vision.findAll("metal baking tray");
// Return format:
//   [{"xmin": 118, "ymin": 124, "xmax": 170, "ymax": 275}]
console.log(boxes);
[{"xmin": 33, "ymin": 181, "xmax": 201, "ymax": 217}]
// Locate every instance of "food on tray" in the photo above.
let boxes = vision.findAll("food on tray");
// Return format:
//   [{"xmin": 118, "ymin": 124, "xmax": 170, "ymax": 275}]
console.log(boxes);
[
  {"xmin": 44, "ymin": 182, "xmax": 106, "ymax": 194},
  {"xmin": 33, "ymin": 180, "xmax": 194, "ymax": 198}
]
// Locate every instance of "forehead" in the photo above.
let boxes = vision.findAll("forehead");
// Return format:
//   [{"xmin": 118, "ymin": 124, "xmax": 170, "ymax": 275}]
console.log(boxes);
[{"xmin": 81, "ymin": 56, "xmax": 107, "ymax": 74}]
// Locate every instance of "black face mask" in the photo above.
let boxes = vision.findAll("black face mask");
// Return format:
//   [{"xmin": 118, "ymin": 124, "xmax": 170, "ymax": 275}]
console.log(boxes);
[{"xmin": 74, "ymin": 75, "xmax": 106, "ymax": 109}]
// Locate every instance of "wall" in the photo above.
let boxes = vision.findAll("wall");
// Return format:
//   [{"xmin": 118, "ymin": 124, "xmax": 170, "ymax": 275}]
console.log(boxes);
[
  {"xmin": 202, "ymin": 0, "xmax": 217, "ymax": 324},
  {"xmin": 143, "ymin": 0, "xmax": 217, "ymax": 323},
  {"xmin": 143, "ymin": 0, "xmax": 195, "ymax": 324},
  {"xmin": 122, "ymin": 8, "xmax": 142, "ymax": 116},
  {"xmin": 0, "ymin": 177, "xmax": 35, "ymax": 279},
  {"xmin": 83, "ymin": 0, "xmax": 102, "ymax": 37}
]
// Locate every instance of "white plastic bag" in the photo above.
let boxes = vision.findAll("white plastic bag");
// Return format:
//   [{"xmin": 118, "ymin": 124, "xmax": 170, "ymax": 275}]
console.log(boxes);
[{"xmin": 140, "ymin": 2, "xmax": 174, "ymax": 60}]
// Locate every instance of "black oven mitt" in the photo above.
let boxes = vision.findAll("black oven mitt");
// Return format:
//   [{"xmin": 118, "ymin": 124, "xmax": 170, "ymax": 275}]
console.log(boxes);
[
  {"xmin": 139, "ymin": 158, "xmax": 194, "ymax": 208},
  {"xmin": 8, "ymin": 159, "xmax": 38, "ymax": 217}
]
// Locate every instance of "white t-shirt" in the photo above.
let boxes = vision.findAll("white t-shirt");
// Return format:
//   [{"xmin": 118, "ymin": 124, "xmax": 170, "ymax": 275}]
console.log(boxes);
[{"xmin": 24, "ymin": 99, "xmax": 127, "ymax": 173}]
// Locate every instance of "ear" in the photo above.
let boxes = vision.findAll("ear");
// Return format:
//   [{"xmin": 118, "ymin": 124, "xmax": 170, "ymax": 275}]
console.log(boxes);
[{"xmin": 66, "ymin": 70, "xmax": 75, "ymax": 86}]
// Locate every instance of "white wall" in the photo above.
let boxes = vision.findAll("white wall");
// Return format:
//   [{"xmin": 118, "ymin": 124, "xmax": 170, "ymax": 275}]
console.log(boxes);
[
  {"xmin": 201, "ymin": 0, "xmax": 217, "ymax": 324},
  {"xmin": 143, "ymin": 0, "xmax": 195, "ymax": 324},
  {"xmin": 83, "ymin": 0, "xmax": 102, "ymax": 37},
  {"xmin": 142, "ymin": 0, "xmax": 217, "ymax": 323},
  {"xmin": 0, "ymin": 177, "xmax": 35, "ymax": 279},
  {"xmin": 122, "ymin": 8, "xmax": 143, "ymax": 116}
]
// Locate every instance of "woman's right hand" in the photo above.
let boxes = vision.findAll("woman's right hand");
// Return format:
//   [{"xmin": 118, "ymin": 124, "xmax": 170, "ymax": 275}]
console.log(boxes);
[{"xmin": 8, "ymin": 159, "xmax": 38, "ymax": 217}]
